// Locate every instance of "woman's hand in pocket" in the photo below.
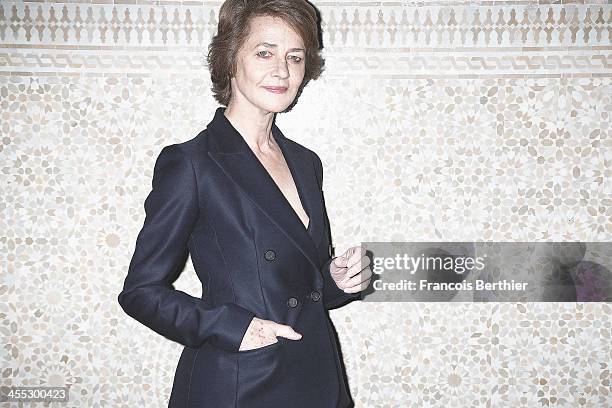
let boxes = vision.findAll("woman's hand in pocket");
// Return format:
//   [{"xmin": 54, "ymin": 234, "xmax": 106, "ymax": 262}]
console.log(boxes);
[{"xmin": 238, "ymin": 317, "xmax": 302, "ymax": 351}]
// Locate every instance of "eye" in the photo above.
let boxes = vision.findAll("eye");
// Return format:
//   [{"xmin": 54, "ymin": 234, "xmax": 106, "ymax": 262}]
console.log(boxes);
[
  {"xmin": 288, "ymin": 55, "xmax": 303, "ymax": 63},
  {"xmin": 256, "ymin": 50, "xmax": 271, "ymax": 58}
]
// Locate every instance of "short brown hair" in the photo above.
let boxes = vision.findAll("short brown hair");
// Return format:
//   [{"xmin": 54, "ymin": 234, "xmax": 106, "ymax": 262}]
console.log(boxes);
[{"xmin": 207, "ymin": 0, "xmax": 325, "ymax": 107}]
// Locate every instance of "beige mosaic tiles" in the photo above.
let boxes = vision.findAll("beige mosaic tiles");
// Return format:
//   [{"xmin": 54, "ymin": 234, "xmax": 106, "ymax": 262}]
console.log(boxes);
[
  {"xmin": 1, "ymin": 0, "xmax": 611, "ymax": 407},
  {"xmin": 1, "ymin": 1, "xmax": 610, "ymax": 76}
]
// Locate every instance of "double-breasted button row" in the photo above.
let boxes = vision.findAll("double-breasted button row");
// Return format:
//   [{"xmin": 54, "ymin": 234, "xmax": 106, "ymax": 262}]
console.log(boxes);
[
  {"xmin": 286, "ymin": 290, "xmax": 321, "ymax": 308},
  {"xmin": 309, "ymin": 290, "xmax": 321, "ymax": 302},
  {"xmin": 264, "ymin": 249, "xmax": 276, "ymax": 261}
]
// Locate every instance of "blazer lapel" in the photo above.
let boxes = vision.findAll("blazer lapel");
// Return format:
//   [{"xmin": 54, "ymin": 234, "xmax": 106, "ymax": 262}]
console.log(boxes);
[
  {"xmin": 206, "ymin": 108, "xmax": 323, "ymax": 273},
  {"xmin": 274, "ymin": 126, "xmax": 324, "ymax": 247}
]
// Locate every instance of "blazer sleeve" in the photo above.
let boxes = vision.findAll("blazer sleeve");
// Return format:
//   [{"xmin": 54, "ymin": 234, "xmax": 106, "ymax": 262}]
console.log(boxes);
[
  {"xmin": 118, "ymin": 144, "xmax": 255, "ymax": 351},
  {"xmin": 311, "ymin": 151, "xmax": 361, "ymax": 309}
]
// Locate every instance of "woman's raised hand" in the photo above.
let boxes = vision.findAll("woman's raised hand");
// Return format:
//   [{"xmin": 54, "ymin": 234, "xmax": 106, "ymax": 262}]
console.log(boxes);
[
  {"xmin": 329, "ymin": 246, "xmax": 373, "ymax": 293},
  {"xmin": 238, "ymin": 317, "xmax": 302, "ymax": 351}
]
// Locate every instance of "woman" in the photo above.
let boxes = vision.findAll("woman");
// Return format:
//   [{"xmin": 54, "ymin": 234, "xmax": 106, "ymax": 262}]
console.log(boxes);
[{"xmin": 118, "ymin": 0, "xmax": 372, "ymax": 407}]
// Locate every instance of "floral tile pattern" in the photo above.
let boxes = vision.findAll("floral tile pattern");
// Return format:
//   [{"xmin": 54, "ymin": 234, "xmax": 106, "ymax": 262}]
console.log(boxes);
[{"xmin": 1, "ymin": 1, "xmax": 610, "ymax": 407}]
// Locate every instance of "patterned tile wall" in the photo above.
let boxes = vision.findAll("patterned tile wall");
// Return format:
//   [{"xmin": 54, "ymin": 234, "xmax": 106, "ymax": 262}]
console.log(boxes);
[{"xmin": 1, "ymin": 1, "xmax": 610, "ymax": 407}]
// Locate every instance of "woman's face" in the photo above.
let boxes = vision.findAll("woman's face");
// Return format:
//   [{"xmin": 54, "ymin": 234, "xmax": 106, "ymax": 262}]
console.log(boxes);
[{"xmin": 230, "ymin": 15, "xmax": 306, "ymax": 114}]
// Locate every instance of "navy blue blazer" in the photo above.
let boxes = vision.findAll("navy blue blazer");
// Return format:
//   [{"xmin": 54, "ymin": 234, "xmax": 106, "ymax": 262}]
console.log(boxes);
[{"xmin": 118, "ymin": 107, "xmax": 360, "ymax": 407}]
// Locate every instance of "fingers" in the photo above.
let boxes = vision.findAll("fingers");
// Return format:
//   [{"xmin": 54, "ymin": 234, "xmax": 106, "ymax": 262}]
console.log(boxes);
[
  {"xmin": 331, "ymin": 246, "xmax": 372, "ymax": 293},
  {"xmin": 342, "ymin": 254, "xmax": 372, "ymax": 293},
  {"xmin": 272, "ymin": 321, "xmax": 302, "ymax": 341},
  {"xmin": 346, "ymin": 254, "xmax": 370, "ymax": 279},
  {"xmin": 238, "ymin": 317, "xmax": 304, "ymax": 351},
  {"xmin": 239, "ymin": 317, "xmax": 279, "ymax": 351},
  {"xmin": 333, "ymin": 246, "xmax": 366, "ymax": 269},
  {"xmin": 346, "ymin": 246, "xmax": 367, "ymax": 271},
  {"xmin": 343, "ymin": 267, "xmax": 372, "ymax": 293},
  {"xmin": 330, "ymin": 256, "xmax": 343, "ymax": 271}
]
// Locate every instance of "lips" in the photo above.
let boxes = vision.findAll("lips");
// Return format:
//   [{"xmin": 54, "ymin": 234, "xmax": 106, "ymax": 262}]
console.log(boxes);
[{"xmin": 263, "ymin": 86, "xmax": 288, "ymax": 94}]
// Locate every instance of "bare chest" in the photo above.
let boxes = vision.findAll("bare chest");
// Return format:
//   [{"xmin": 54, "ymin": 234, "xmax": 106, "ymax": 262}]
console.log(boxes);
[{"xmin": 256, "ymin": 152, "xmax": 310, "ymax": 230}]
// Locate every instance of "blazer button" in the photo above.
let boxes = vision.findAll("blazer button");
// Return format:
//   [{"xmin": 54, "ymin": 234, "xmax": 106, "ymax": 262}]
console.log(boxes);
[
  {"xmin": 287, "ymin": 297, "xmax": 298, "ymax": 308},
  {"xmin": 309, "ymin": 290, "xmax": 321, "ymax": 302},
  {"xmin": 264, "ymin": 249, "xmax": 276, "ymax": 261}
]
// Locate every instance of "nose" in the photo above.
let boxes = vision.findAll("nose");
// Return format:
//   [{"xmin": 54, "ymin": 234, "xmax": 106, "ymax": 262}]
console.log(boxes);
[{"xmin": 272, "ymin": 56, "xmax": 290, "ymax": 79}]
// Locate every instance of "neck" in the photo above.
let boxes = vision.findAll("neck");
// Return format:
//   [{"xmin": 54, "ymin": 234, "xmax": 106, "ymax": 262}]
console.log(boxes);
[{"xmin": 224, "ymin": 101, "xmax": 277, "ymax": 154}]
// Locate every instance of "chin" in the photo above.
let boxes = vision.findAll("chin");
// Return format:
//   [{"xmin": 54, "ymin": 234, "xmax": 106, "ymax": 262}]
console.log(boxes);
[
  {"xmin": 258, "ymin": 102, "xmax": 293, "ymax": 114},
  {"xmin": 269, "ymin": 104, "xmax": 292, "ymax": 113},
  {"xmin": 256, "ymin": 94, "xmax": 297, "ymax": 113}
]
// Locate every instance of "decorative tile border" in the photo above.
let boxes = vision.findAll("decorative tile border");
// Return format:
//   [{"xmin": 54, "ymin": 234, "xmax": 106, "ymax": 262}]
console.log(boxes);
[
  {"xmin": 1, "ymin": 2, "xmax": 609, "ymax": 48},
  {"xmin": 0, "ymin": 2, "xmax": 610, "ymax": 76}
]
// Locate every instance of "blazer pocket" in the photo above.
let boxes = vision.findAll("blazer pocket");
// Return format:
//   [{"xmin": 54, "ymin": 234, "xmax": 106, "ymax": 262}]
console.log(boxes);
[
  {"xmin": 235, "ymin": 336, "xmax": 285, "ymax": 356},
  {"xmin": 236, "ymin": 337, "xmax": 287, "ymax": 406}
]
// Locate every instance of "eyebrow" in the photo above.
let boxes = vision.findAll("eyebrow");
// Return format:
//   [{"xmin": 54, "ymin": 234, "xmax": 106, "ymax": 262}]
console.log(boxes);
[{"xmin": 254, "ymin": 42, "xmax": 305, "ymax": 52}]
